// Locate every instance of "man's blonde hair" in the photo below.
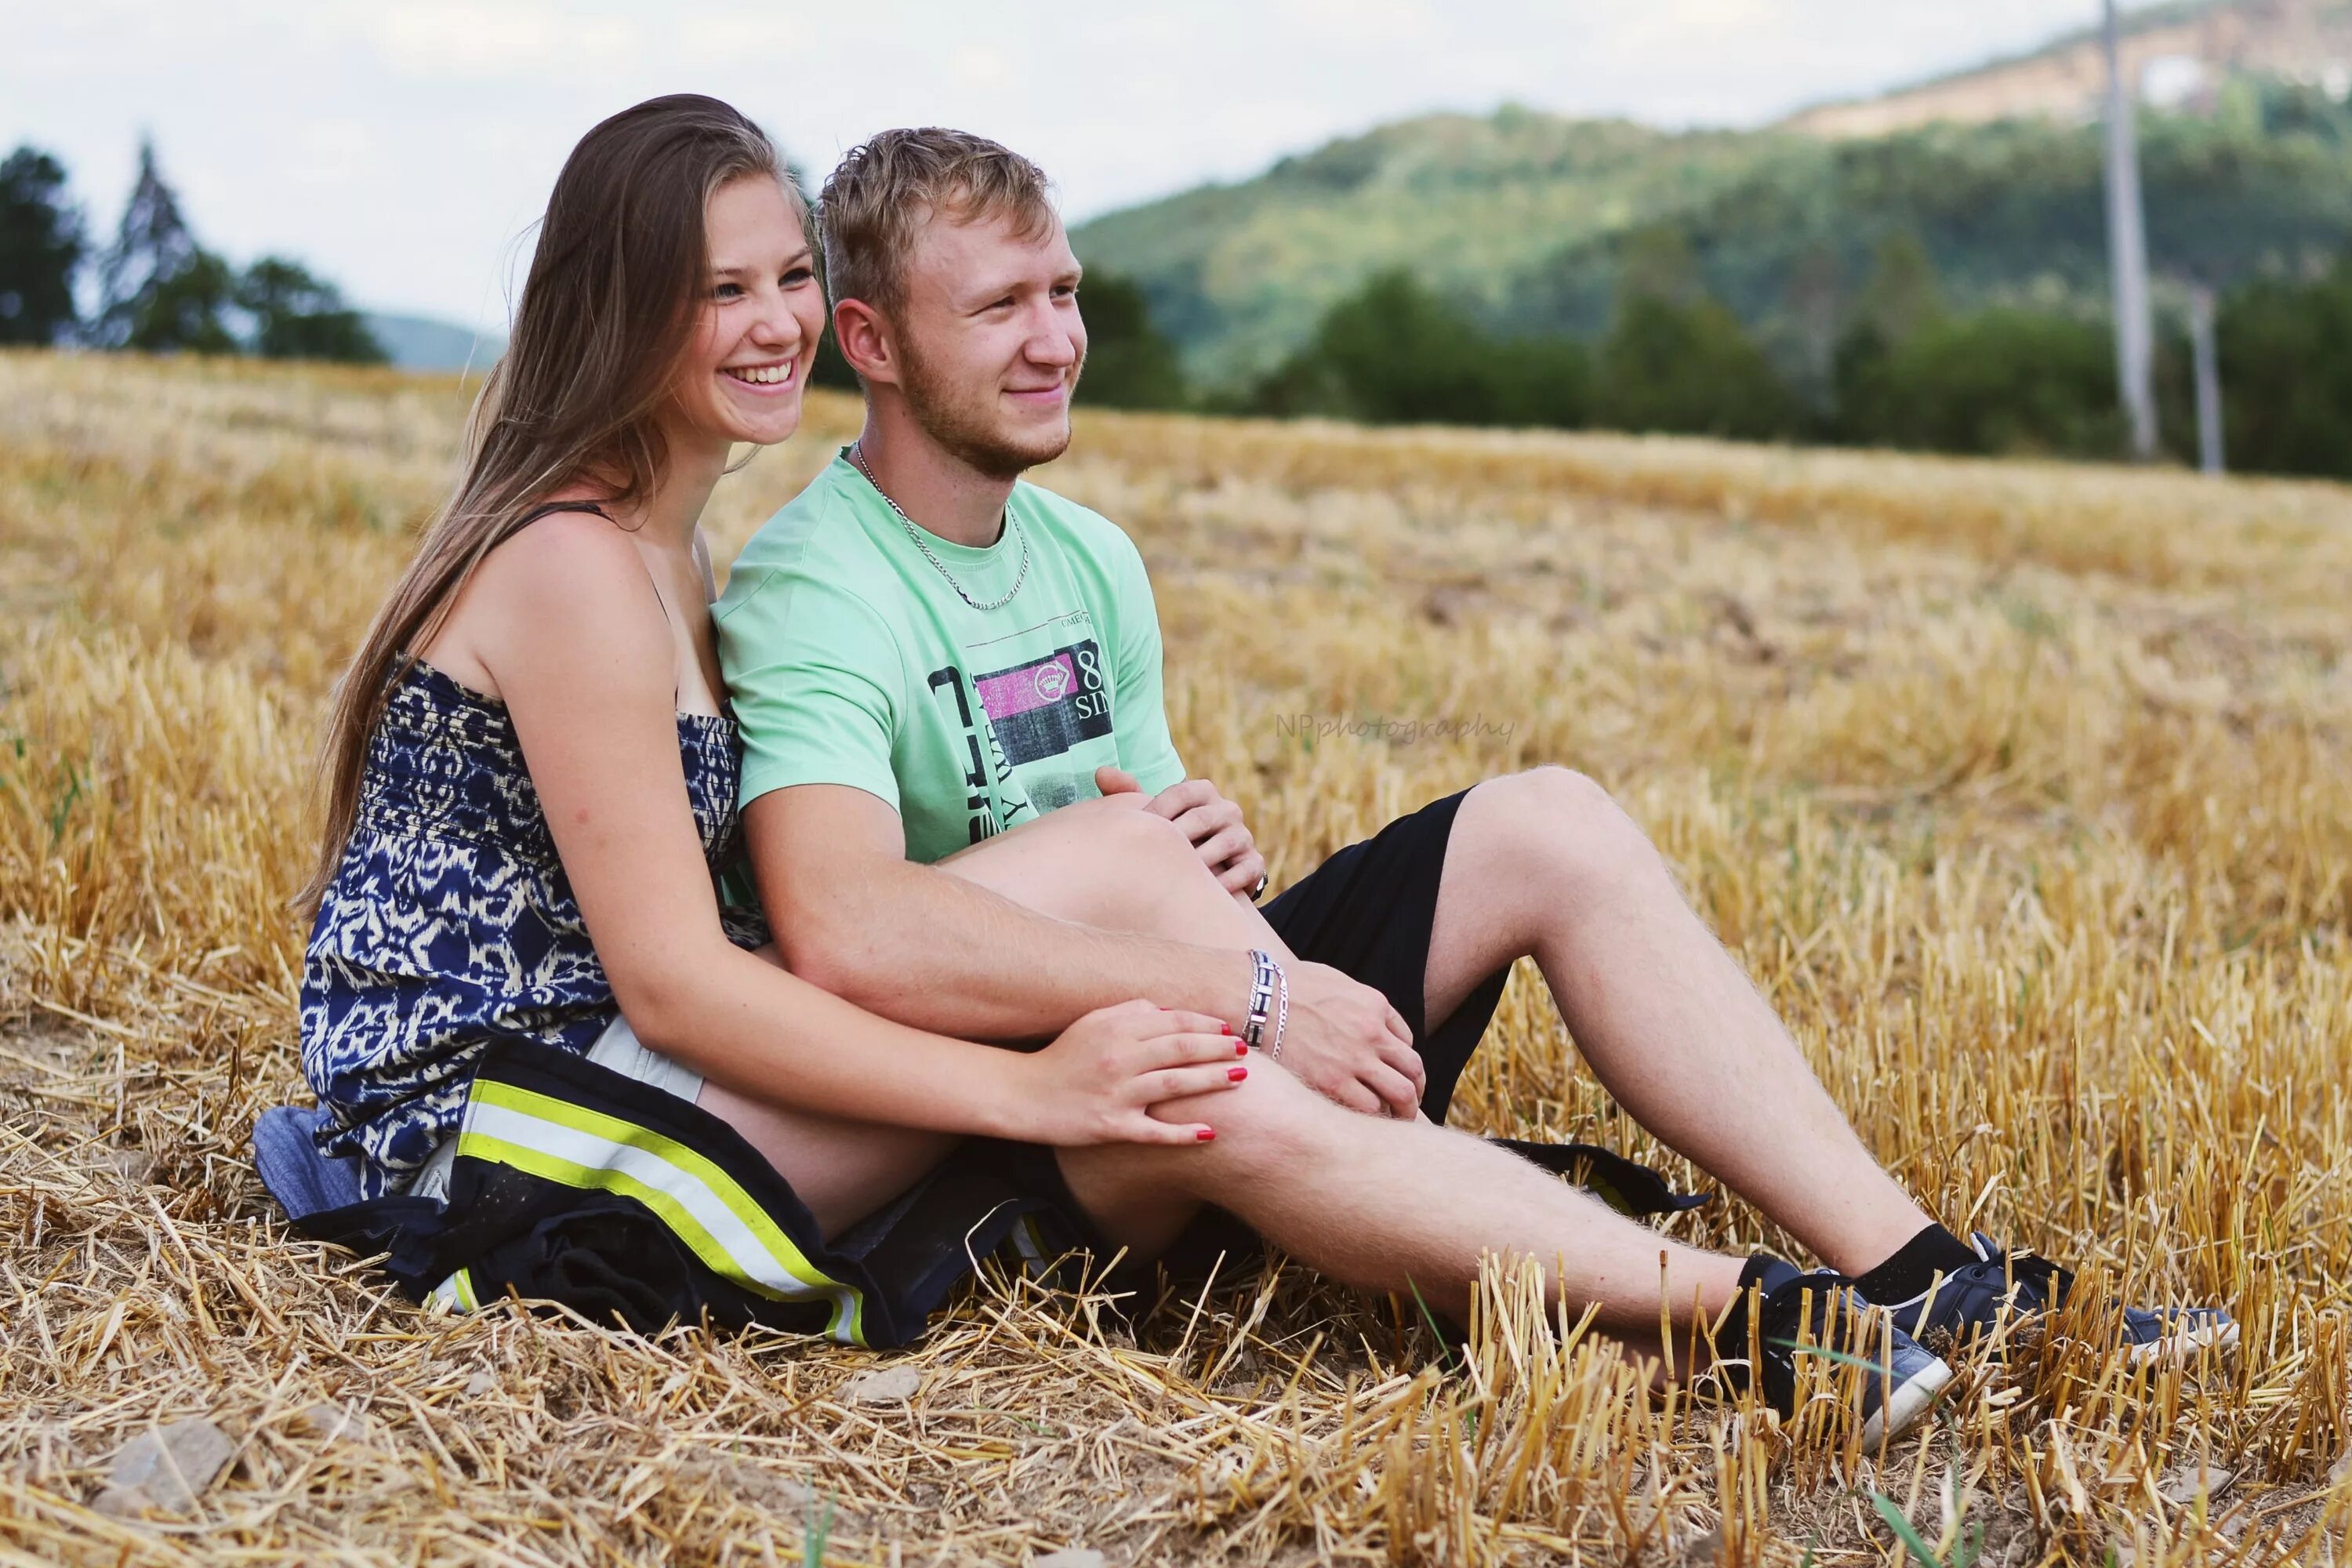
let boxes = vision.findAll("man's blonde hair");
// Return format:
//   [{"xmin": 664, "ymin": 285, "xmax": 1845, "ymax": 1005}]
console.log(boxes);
[{"xmin": 818, "ymin": 128, "xmax": 1056, "ymax": 320}]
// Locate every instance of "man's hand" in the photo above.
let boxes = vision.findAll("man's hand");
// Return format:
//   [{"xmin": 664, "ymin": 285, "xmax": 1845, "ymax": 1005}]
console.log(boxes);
[
  {"xmin": 1279, "ymin": 960, "xmax": 1427, "ymax": 1117},
  {"xmin": 1090, "ymin": 766, "xmax": 1422, "ymax": 1117},
  {"xmin": 1095, "ymin": 765, "xmax": 1269, "ymax": 903}
]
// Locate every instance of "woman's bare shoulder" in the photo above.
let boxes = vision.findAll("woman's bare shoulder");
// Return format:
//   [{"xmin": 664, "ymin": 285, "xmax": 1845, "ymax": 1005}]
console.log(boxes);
[{"xmin": 429, "ymin": 506, "xmax": 668, "ymax": 695}]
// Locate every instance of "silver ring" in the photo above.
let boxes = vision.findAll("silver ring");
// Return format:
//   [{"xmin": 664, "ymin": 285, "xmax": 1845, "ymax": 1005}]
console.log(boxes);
[{"xmin": 1249, "ymin": 873, "xmax": 1269, "ymax": 902}]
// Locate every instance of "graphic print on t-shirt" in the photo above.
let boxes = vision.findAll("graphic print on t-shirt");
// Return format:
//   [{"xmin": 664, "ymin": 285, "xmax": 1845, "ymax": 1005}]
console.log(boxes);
[
  {"xmin": 920, "ymin": 663, "xmax": 1032, "ymax": 848},
  {"xmin": 922, "ymin": 606, "xmax": 1116, "ymax": 845},
  {"xmin": 973, "ymin": 639, "xmax": 1113, "ymax": 768}
]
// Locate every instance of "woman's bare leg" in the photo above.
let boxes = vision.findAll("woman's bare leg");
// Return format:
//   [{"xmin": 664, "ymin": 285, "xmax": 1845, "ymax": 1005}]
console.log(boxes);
[{"xmin": 695, "ymin": 946, "xmax": 961, "ymax": 1242}]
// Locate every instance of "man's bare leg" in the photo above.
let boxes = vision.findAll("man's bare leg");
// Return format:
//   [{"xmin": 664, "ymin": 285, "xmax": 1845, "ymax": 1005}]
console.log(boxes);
[
  {"xmin": 1062, "ymin": 1054, "xmax": 1749, "ymax": 1331},
  {"xmin": 1422, "ymin": 768, "xmax": 1933, "ymax": 1276},
  {"xmin": 946, "ymin": 786, "xmax": 1929, "ymax": 1277},
  {"xmin": 711, "ymin": 779, "xmax": 1922, "ymax": 1283},
  {"xmin": 934, "ymin": 797, "xmax": 1752, "ymax": 1327}
]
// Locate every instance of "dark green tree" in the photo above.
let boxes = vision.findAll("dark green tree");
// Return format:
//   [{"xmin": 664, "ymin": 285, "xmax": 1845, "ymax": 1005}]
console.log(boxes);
[
  {"xmin": 1781, "ymin": 242, "xmax": 1844, "ymax": 412},
  {"xmin": 0, "ymin": 147, "xmax": 85, "ymax": 346},
  {"xmin": 122, "ymin": 250, "xmax": 240, "ymax": 354},
  {"xmin": 1849, "ymin": 230, "xmax": 1945, "ymax": 345},
  {"xmin": 1250, "ymin": 269, "xmax": 1587, "ymax": 428},
  {"xmin": 1617, "ymin": 223, "xmax": 1702, "ymax": 309},
  {"xmin": 1831, "ymin": 232, "xmax": 1947, "ymax": 436},
  {"xmin": 238, "ymin": 256, "xmax": 385, "ymax": 362},
  {"xmin": 2216, "ymin": 255, "xmax": 2352, "ymax": 479},
  {"xmin": 1593, "ymin": 292, "xmax": 1796, "ymax": 440},
  {"xmin": 1486, "ymin": 334, "xmax": 1591, "ymax": 429},
  {"xmin": 1254, "ymin": 270, "xmax": 1490, "ymax": 423},
  {"xmin": 93, "ymin": 137, "xmax": 234, "ymax": 353},
  {"xmin": 1841, "ymin": 309, "xmax": 2123, "ymax": 457},
  {"xmin": 1075, "ymin": 272, "xmax": 1185, "ymax": 409}
]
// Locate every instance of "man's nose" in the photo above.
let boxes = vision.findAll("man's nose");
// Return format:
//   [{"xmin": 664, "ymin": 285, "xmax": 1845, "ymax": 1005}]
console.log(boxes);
[{"xmin": 1025, "ymin": 314, "xmax": 1078, "ymax": 367}]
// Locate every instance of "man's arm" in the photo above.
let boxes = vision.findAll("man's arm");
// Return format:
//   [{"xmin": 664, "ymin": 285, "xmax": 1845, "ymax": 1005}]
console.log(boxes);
[
  {"xmin": 718, "ymin": 529, "xmax": 1420, "ymax": 1109},
  {"xmin": 746, "ymin": 782, "xmax": 1257, "ymax": 1040}
]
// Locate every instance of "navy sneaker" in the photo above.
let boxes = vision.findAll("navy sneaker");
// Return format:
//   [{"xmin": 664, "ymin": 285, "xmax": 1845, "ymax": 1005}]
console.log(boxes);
[
  {"xmin": 1877, "ymin": 1232, "xmax": 2238, "ymax": 1365},
  {"xmin": 1703, "ymin": 1256, "xmax": 1951, "ymax": 1447}
]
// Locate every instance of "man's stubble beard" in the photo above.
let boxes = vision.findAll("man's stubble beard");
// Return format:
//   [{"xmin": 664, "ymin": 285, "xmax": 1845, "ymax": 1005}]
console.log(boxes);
[{"xmin": 898, "ymin": 335, "xmax": 1082, "ymax": 484}]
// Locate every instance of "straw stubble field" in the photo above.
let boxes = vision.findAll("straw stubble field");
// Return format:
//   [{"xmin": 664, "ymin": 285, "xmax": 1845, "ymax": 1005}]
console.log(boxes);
[{"xmin": 1, "ymin": 350, "xmax": 2348, "ymax": 1566}]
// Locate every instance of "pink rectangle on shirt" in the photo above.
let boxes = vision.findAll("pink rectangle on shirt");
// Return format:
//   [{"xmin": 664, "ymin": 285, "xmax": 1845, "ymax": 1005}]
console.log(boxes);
[{"xmin": 973, "ymin": 652, "xmax": 1077, "ymax": 720}]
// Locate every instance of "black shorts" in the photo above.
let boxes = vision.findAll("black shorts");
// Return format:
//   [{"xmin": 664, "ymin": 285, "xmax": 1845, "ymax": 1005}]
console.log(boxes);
[{"xmin": 1258, "ymin": 785, "xmax": 1505, "ymax": 1122}]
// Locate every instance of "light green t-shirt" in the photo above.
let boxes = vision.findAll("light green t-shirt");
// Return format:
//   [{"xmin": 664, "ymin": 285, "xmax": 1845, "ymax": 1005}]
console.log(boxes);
[{"xmin": 716, "ymin": 451, "xmax": 1186, "ymax": 866}]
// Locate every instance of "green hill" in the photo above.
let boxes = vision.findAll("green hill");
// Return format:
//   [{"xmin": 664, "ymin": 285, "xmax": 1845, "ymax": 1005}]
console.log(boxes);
[
  {"xmin": 1071, "ymin": 86, "xmax": 2352, "ymax": 393},
  {"xmin": 1070, "ymin": 109, "xmax": 1800, "ymax": 387},
  {"xmin": 361, "ymin": 312, "xmax": 504, "ymax": 372}
]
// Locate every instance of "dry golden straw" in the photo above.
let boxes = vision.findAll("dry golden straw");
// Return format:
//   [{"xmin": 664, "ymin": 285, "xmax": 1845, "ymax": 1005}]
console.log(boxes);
[{"xmin": 2, "ymin": 349, "xmax": 2348, "ymax": 1565}]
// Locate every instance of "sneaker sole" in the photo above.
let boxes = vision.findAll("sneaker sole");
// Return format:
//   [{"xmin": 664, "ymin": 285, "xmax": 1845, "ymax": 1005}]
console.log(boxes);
[
  {"xmin": 2126, "ymin": 1316, "xmax": 2241, "ymax": 1367},
  {"xmin": 1860, "ymin": 1356, "xmax": 1952, "ymax": 1448}
]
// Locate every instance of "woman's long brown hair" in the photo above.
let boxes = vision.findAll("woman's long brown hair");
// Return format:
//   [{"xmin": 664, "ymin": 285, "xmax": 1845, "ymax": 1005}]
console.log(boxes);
[{"xmin": 299, "ymin": 93, "xmax": 790, "ymax": 913}]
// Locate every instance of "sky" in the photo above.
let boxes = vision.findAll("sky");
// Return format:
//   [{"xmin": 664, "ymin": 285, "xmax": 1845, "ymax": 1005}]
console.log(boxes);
[{"xmin": 2, "ymin": 0, "xmax": 2165, "ymax": 332}]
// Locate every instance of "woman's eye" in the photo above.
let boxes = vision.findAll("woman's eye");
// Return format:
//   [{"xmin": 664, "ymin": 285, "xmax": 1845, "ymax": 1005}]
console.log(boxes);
[
  {"xmin": 714, "ymin": 282, "xmax": 745, "ymax": 300},
  {"xmin": 782, "ymin": 266, "xmax": 815, "ymax": 287}
]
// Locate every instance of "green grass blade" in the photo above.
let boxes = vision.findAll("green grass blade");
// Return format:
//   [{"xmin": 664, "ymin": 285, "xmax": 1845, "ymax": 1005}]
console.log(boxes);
[
  {"xmin": 803, "ymin": 1492, "xmax": 833, "ymax": 1566},
  {"xmin": 1868, "ymin": 1490, "xmax": 1943, "ymax": 1568},
  {"xmin": 1403, "ymin": 1276, "xmax": 1457, "ymax": 1372}
]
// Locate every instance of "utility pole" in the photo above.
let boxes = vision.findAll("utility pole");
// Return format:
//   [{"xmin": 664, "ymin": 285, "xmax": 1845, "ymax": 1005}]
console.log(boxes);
[
  {"xmin": 2188, "ymin": 284, "xmax": 2224, "ymax": 474},
  {"xmin": 2102, "ymin": 0, "xmax": 2158, "ymax": 460}
]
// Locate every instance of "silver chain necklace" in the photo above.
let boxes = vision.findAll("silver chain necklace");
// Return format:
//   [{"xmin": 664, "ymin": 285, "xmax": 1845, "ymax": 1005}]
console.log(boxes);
[{"xmin": 849, "ymin": 444, "xmax": 1030, "ymax": 612}]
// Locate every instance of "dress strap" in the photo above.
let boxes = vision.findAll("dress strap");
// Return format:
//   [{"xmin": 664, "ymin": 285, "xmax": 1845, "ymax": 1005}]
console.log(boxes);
[{"xmin": 514, "ymin": 499, "xmax": 613, "ymax": 528}]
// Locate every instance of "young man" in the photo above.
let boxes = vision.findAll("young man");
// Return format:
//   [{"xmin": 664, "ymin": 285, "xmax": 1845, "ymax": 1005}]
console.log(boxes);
[{"xmin": 710, "ymin": 129, "xmax": 2231, "ymax": 1432}]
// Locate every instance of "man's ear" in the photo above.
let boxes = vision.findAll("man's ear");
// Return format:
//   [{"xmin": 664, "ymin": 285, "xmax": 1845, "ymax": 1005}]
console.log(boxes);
[{"xmin": 833, "ymin": 299, "xmax": 898, "ymax": 389}]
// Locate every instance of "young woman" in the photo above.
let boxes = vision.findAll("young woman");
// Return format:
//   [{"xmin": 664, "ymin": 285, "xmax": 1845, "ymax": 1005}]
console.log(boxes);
[{"xmin": 293, "ymin": 95, "xmax": 1244, "ymax": 1345}]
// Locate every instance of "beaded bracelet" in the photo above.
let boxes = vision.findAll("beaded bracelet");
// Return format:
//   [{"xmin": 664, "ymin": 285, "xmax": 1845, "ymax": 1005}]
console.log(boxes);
[{"xmin": 1243, "ymin": 947, "xmax": 1278, "ymax": 1051}]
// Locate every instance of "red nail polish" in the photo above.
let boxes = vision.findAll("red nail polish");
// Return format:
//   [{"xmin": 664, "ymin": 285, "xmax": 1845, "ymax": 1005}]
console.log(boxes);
[
  {"xmin": 1196, "ymin": 1127, "xmax": 1216, "ymax": 1142},
  {"xmin": 1234, "ymin": 1040, "xmax": 1248, "ymax": 1055},
  {"xmin": 1229, "ymin": 1065, "xmax": 1249, "ymax": 1081},
  {"xmin": 1220, "ymin": 1023, "xmax": 1232, "ymax": 1035}
]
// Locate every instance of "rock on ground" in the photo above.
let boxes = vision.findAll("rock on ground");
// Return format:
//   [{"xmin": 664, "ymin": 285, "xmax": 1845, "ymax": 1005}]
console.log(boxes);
[
  {"xmin": 843, "ymin": 1366, "xmax": 923, "ymax": 1406},
  {"xmin": 93, "ymin": 1418, "xmax": 236, "ymax": 1516}
]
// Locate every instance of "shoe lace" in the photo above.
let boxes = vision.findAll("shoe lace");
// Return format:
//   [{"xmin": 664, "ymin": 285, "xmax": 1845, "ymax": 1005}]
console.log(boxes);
[{"xmin": 1959, "ymin": 1233, "xmax": 2072, "ymax": 1311}]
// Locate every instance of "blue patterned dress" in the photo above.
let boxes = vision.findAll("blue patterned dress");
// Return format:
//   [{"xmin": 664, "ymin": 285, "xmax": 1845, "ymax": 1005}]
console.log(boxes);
[{"xmin": 300, "ymin": 658, "xmax": 766, "ymax": 1200}]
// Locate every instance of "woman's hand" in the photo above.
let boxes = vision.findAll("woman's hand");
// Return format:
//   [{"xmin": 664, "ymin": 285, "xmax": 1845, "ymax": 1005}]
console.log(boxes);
[{"xmin": 1018, "ymin": 1000, "xmax": 1249, "ymax": 1146}]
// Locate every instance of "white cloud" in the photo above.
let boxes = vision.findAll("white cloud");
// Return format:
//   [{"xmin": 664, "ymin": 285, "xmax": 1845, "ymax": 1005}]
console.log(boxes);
[{"xmin": 366, "ymin": 3, "xmax": 644, "ymax": 79}]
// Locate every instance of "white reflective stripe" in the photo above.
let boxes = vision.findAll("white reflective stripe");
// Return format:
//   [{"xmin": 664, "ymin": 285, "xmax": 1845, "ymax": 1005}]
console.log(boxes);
[
  {"xmin": 461, "ymin": 1098, "xmax": 840, "ymax": 1305},
  {"xmin": 428, "ymin": 1267, "xmax": 477, "ymax": 1312}
]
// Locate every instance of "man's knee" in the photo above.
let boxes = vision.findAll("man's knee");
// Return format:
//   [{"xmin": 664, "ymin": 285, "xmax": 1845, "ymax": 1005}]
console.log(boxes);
[
  {"xmin": 944, "ymin": 793, "xmax": 1203, "ymax": 928},
  {"xmin": 1465, "ymin": 767, "xmax": 1655, "ymax": 894},
  {"xmin": 1053, "ymin": 796, "xmax": 1221, "ymax": 927},
  {"xmin": 1067, "ymin": 1062, "xmax": 1330, "ymax": 1200}
]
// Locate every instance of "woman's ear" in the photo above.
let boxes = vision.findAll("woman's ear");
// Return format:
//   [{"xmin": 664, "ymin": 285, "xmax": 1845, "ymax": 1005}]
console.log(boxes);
[{"xmin": 833, "ymin": 299, "xmax": 897, "ymax": 387}]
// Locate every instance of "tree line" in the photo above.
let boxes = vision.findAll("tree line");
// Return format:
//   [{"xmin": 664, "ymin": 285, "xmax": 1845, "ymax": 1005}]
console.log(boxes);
[
  {"xmin": 1087, "ymin": 228, "xmax": 2352, "ymax": 481},
  {"xmin": 11, "ymin": 132, "xmax": 2346, "ymax": 481},
  {"xmin": 0, "ymin": 140, "xmax": 384, "ymax": 362}
]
